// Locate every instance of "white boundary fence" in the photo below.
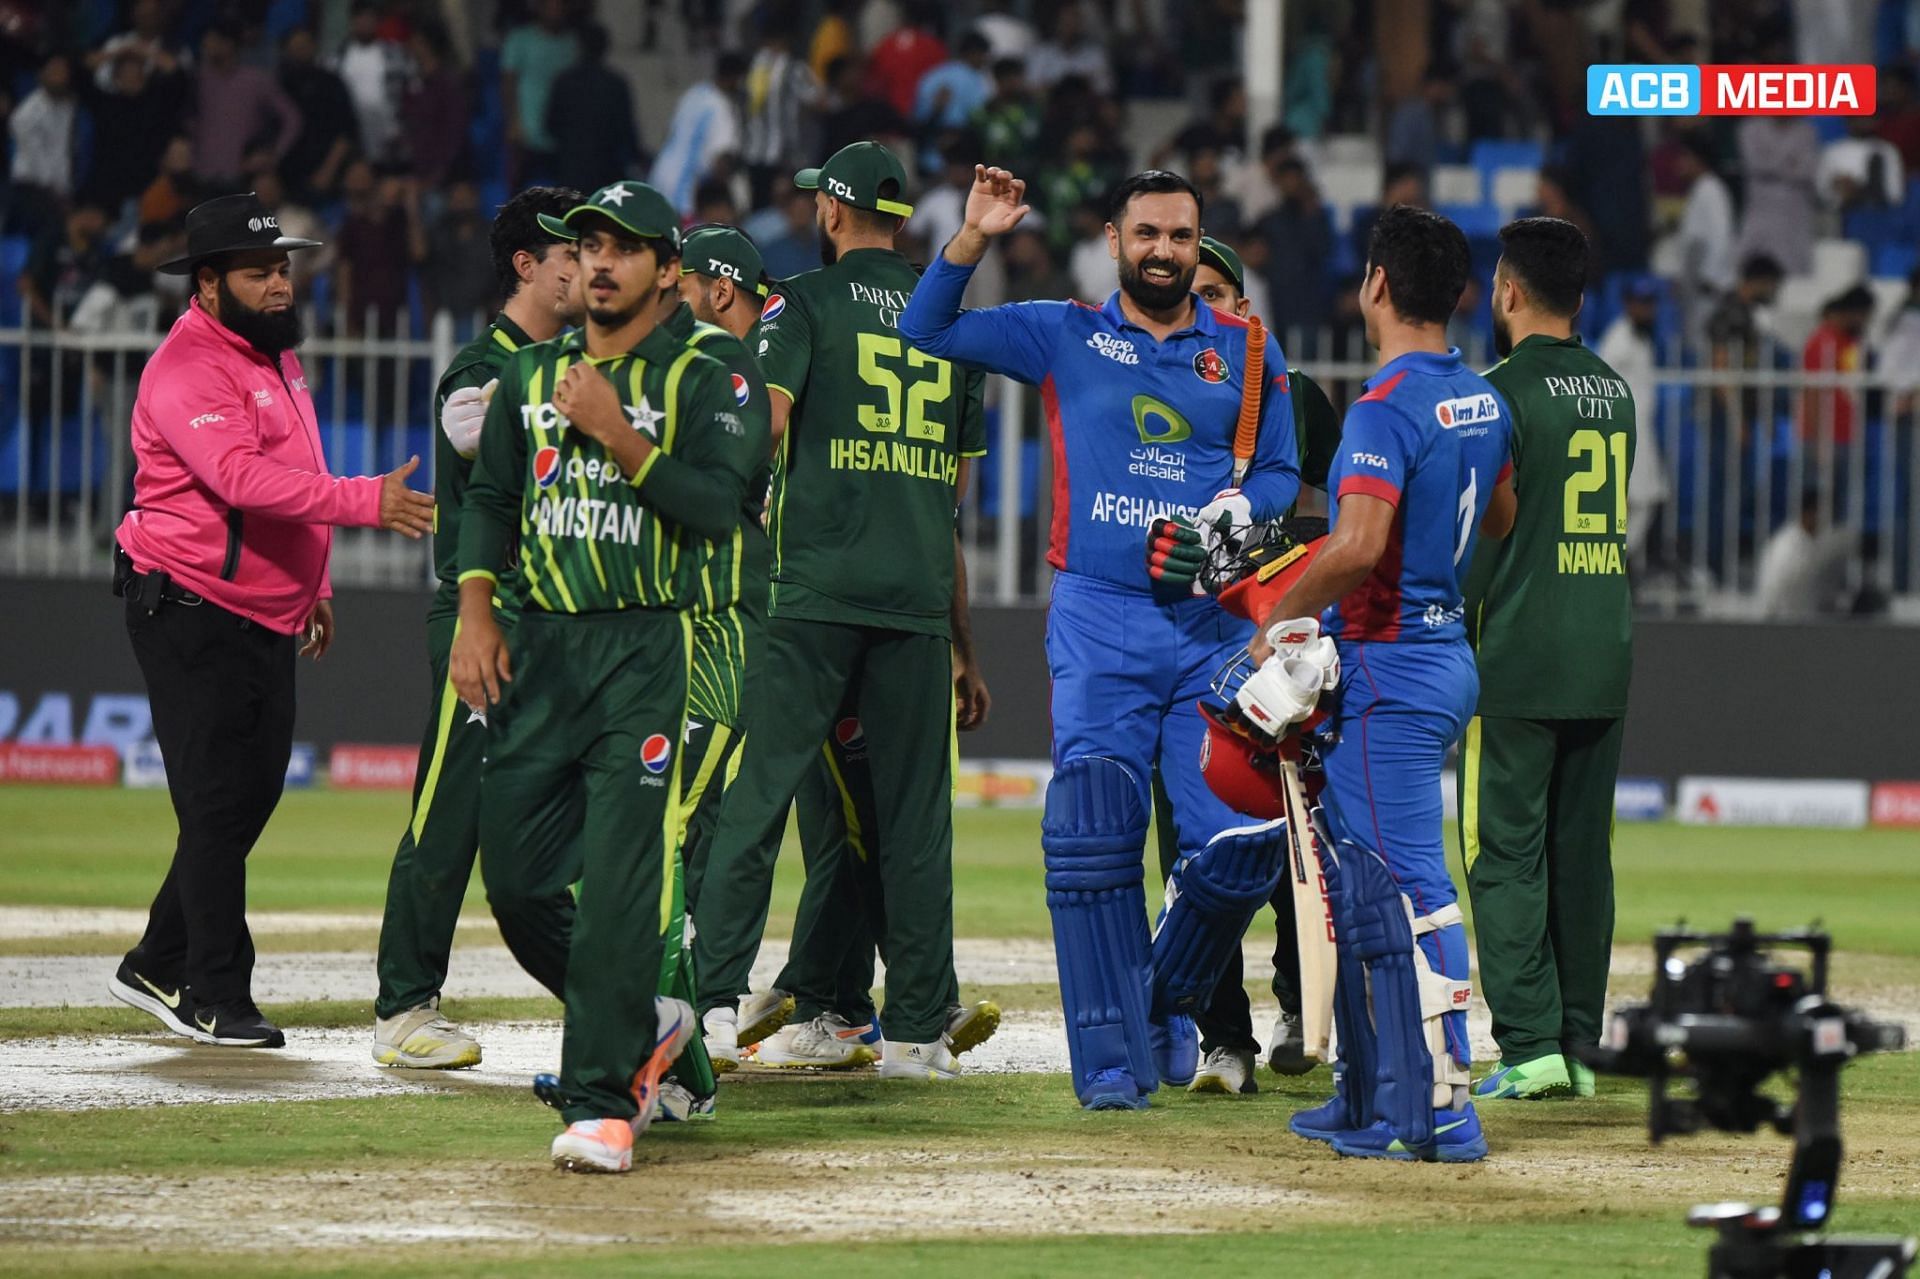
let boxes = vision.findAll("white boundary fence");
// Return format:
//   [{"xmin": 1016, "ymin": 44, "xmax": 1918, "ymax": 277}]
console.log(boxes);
[{"xmin": 6, "ymin": 316, "xmax": 1916, "ymax": 621}]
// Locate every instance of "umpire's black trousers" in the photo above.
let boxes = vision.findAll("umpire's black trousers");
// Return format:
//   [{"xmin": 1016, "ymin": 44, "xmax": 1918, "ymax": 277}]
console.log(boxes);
[{"xmin": 123, "ymin": 588, "xmax": 294, "ymax": 1007}]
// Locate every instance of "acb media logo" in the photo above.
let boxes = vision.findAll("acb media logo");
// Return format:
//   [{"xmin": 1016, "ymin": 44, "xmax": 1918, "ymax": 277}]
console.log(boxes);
[{"xmin": 1587, "ymin": 64, "xmax": 1875, "ymax": 117}]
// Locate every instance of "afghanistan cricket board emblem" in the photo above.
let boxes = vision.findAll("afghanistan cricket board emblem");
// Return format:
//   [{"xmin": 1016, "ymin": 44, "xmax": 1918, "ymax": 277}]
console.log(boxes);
[{"xmin": 1192, "ymin": 347, "xmax": 1230, "ymax": 384}]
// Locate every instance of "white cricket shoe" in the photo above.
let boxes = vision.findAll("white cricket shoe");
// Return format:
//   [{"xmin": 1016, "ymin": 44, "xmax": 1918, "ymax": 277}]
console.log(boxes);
[
  {"xmin": 737, "ymin": 987, "xmax": 796, "ymax": 1049},
  {"xmin": 944, "ymin": 1000, "xmax": 1002, "ymax": 1056},
  {"xmin": 702, "ymin": 1006, "xmax": 740, "ymax": 1074},
  {"xmin": 654, "ymin": 1080, "xmax": 716, "ymax": 1123},
  {"xmin": 551, "ymin": 1119, "xmax": 632, "ymax": 1173},
  {"xmin": 371, "ymin": 998, "xmax": 482, "ymax": 1069},
  {"xmin": 1189, "ymin": 1046, "xmax": 1258, "ymax": 1095},
  {"xmin": 1266, "ymin": 1010, "xmax": 1313, "ymax": 1076},
  {"xmin": 749, "ymin": 1013, "xmax": 880, "ymax": 1069},
  {"xmin": 878, "ymin": 1038, "xmax": 960, "ymax": 1080}
]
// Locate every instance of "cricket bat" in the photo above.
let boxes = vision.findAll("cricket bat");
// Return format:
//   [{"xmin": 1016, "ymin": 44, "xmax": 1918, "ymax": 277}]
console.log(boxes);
[
  {"xmin": 1230, "ymin": 316, "xmax": 1266, "ymax": 485},
  {"xmin": 1278, "ymin": 750, "xmax": 1336, "ymax": 1061}
]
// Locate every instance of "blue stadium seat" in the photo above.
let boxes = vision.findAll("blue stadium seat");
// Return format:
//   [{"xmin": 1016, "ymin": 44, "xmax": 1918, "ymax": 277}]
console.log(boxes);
[
  {"xmin": 1439, "ymin": 203, "xmax": 1504, "ymax": 240},
  {"xmin": 1469, "ymin": 141, "xmax": 1544, "ymax": 202},
  {"xmin": 0, "ymin": 235, "xmax": 31, "ymax": 325},
  {"xmin": 1843, "ymin": 205, "xmax": 1907, "ymax": 252},
  {"xmin": 1874, "ymin": 244, "xmax": 1918, "ymax": 279}
]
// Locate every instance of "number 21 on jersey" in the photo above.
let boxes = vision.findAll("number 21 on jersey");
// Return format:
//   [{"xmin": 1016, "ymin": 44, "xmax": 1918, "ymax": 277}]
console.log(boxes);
[{"xmin": 1564, "ymin": 429, "xmax": 1628, "ymax": 536}]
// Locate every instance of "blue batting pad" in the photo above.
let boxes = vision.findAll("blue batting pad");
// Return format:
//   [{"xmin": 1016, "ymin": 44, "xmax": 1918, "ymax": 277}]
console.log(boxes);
[
  {"xmin": 1149, "ymin": 817, "xmax": 1287, "ymax": 1018},
  {"xmin": 1342, "ymin": 840, "xmax": 1437, "ymax": 1151},
  {"xmin": 1043, "ymin": 755, "xmax": 1157, "ymax": 1104}
]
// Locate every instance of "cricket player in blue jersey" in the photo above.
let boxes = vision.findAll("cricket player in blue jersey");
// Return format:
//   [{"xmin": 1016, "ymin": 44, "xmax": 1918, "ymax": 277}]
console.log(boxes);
[
  {"xmin": 1232, "ymin": 206, "xmax": 1515, "ymax": 1161},
  {"xmin": 902, "ymin": 166, "xmax": 1301, "ymax": 1111}
]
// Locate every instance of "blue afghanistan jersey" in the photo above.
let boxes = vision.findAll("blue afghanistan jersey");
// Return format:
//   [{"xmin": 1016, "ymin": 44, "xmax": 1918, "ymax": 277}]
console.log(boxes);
[
  {"xmin": 1324, "ymin": 349, "xmax": 1512, "ymax": 644},
  {"xmin": 901, "ymin": 256, "xmax": 1301, "ymax": 591}
]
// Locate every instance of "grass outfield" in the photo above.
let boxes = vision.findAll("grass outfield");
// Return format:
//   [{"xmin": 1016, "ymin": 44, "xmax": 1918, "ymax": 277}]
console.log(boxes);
[
  {"xmin": 2, "ymin": 785, "xmax": 1916, "ymax": 1274},
  {"xmin": 5, "ymin": 785, "xmax": 1920, "ymax": 955}
]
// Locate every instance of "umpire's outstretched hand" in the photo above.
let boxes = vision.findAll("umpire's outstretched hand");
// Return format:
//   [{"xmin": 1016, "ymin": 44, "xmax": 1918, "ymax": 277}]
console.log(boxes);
[{"xmin": 380, "ymin": 455, "xmax": 436, "ymax": 538}]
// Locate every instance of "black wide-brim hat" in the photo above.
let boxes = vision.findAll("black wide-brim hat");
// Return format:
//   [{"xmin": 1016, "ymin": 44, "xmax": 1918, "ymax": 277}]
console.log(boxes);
[{"xmin": 158, "ymin": 192, "xmax": 325, "ymax": 275}]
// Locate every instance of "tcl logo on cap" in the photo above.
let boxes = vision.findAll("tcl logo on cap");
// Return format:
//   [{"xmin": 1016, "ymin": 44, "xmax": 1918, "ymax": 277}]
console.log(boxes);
[
  {"xmin": 761, "ymin": 294, "xmax": 786, "ymax": 323},
  {"xmin": 533, "ymin": 445, "xmax": 561, "ymax": 489},
  {"xmin": 641, "ymin": 734, "xmax": 673, "ymax": 774},
  {"xmin": 826, "ymin": 177, "xmax": 857, "ymax": 201}
]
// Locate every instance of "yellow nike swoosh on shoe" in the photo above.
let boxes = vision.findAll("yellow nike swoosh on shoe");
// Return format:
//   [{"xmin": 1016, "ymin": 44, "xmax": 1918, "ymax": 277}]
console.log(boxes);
[
  {"xmin": 137, "ymin": 974, "xmax": 181, "ymax": 1009},
  {"xmin": 195, "ymin": 1014, "xmax": 216, "ymax": 1034}
]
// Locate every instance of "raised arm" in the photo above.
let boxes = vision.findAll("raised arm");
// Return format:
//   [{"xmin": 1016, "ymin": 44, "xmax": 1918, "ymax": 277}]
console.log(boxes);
[{"xmin": 899, "ymin": 165, "xmax": 1059, "ymax": 384}]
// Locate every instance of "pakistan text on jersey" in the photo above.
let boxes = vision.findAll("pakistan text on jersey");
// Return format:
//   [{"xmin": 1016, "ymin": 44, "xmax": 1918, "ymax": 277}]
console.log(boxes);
[
  {"xmin": 533, "ymin": 494, "xmax": 653, "ymax": 545},
  {"xmin": 828, "ymin": 437, "xmax": 960, "ymax": 482},
  {"xmin": 1088, "ymin": 490, "xmax": 1201, "ymax": 529},
  {"xmin": 1558, "ymin": 540, "xmax": 1626, "ymax": 575}
]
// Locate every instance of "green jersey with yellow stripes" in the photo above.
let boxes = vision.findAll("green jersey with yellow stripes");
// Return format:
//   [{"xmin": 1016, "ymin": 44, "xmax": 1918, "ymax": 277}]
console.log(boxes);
[
  {"xmin": 662, "ymin": 302, "xmax": 773, "ymax": 727},
  {"xmin": 430, "ymin": 314, "xmax": 533, "ymax": 620},
  {"xmin": 458, "ymin": 324, "xmax": 757, "ymax": 616},
  {"xmin": 758, "ymin": 248, "xmax": 988, "ymax": 637},
  {"xmin": 1466, "ymin": 333, "xmax": 1635, "ymax": 718}
]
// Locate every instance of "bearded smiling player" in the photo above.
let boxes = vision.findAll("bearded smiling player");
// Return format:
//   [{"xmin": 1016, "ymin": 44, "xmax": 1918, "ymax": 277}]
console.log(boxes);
[{"xmin": 901, "ymin": 166, "xmax": 1301, "ymax": 1111}]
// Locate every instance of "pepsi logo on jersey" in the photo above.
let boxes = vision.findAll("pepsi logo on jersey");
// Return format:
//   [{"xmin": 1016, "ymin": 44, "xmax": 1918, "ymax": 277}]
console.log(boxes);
[
  {"xmin": 639, "ymin": 733, "xmax": 673, "ymax": 785},
  {"xmin": 533, "ymin": 445, "xmax": 561, "ymax": 489}
]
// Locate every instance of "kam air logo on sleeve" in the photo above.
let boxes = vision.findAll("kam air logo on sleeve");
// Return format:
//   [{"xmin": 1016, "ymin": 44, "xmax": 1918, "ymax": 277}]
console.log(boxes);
[
  {"xmin": 1587, "ymin": 64, "xmax": 1874, "ymax": 116},
  {"xmin": 1434, "ymin": 393, "xmax": 1499, "ymax": 430},
  {"xmin": 639, "ymin": 733, "xmax": 673, "ymax": 786}
]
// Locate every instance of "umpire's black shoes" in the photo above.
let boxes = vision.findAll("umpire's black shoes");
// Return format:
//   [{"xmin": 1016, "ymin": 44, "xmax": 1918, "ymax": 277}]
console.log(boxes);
[
  {"xmin": 108, "ymin": 957, "xmax": 199, "ymax": 1039},
  {"xmin": 188, "ymin": 1000, "xmax": 286, "ymax": 1049}
]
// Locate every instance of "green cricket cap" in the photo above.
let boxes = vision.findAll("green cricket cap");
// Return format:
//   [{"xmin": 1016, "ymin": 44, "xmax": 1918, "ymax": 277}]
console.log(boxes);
[
  {"xmin": 794, "ymin": 141, "xmax": 915, "ymax": 219},
  {"xmin": 680, "ymin": 226, "xmax": 769, "ymax": 296},
  {"xmin": 536, "ymin": 180, "xmax": 682, "ymax": 250},
  {"xmin": 1198, "ymin": 236, "xmax": 1246, "ymax": 296}
]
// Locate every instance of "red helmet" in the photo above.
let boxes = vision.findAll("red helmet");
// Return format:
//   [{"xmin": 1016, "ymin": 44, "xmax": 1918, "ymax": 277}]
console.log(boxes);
[{"xmin": 1198, "ymin": 702, "xmax": 1289, "ymax": 819}]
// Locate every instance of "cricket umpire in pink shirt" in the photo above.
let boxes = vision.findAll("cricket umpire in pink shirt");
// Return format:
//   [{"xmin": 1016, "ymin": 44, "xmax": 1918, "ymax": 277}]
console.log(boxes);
[{"xmin": 109, "ymin": 193, "xmax": 435, "ymax": 1048}]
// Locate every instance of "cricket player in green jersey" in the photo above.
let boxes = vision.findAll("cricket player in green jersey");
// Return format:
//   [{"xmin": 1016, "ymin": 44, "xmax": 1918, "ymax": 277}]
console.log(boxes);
[
  {"xmin": 744, "ymin": 378, "xmax": 1001, "ymax": 1073},
  {"xmin": 451, "ymin": 181, "xmax": 760, "ymax": 1173},
  {"xmin": 668, "ymin": 225, "xmax": 775, "ymax": 917},
  {"xmin": 372, "ymin": 186, "xmax": 581, "ymax": 1071},
  {"xmin": 649, "ymin": 226, "xmax": 774, "ymax": 1112},
  {"xmin": 1460, "ymin": 217, "xmax": 1634, "ymax": 1103},
  {"xmin": 1158, "ymin": 234, "xmax": 1345, "ymax": 1096},
  {"xmin": 691, "ymin": 142, "xmax": 988, "ymax": 1080}
]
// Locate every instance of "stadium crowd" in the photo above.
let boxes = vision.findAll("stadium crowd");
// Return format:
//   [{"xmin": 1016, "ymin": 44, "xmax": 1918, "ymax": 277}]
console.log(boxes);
[{"xmin": 7, "ymin": 0, "xmax": 1920, "ymax": 607}]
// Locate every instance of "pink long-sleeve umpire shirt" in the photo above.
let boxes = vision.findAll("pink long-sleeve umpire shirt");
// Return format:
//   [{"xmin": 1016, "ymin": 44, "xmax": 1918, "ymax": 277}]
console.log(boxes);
[{"xmin": 115, "ymin": 298, "xmax": 384, "ymax": 634}]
